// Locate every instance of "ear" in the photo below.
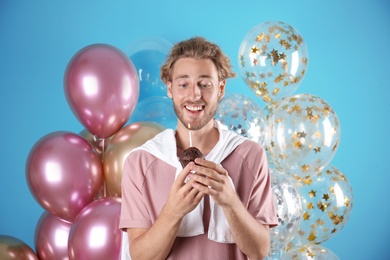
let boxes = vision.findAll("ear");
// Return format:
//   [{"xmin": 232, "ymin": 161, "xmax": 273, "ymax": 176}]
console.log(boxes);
[
  {"xmin": 218, "ymin": 80, "xmax": 226, "ymax": 101},
  {"xmin": 167, "ymin": 81, "xmax": 173, "ymax": 99}
]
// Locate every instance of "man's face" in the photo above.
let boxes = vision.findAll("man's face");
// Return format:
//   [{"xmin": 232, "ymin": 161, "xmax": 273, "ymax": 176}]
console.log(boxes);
[{"xmin": 167, "ymin": 58, "xmax": 225, "ymax": 130}]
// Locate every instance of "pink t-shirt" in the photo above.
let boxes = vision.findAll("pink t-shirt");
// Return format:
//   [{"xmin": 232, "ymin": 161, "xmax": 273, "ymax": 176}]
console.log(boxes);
[{"xmin": 119, "ymin": 139, "xmax": 278, "ymax": 259}]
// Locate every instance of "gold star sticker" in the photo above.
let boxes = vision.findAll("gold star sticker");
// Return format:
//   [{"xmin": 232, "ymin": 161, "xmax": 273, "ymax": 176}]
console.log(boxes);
[
  {"xmin": 345, "ymin": 197, "xmax": 350, "ymax": 207},
  {"xmin": 297, "ymin": 131, "xmax": 307, "ymax": 138},
  {"xmin": 291, "ymin": 104, "xmax": 301, "ymax": 114},
  {"xmin": 307, "ymin": 202, "xmax": 314, "ymax": 209},
  {"xmin": 274, "ymin": 74, "xmax": 284, "ymax": 83},
  {"xmin": 307, "ymin": 232, "xmax": 317, "ymax": 242},
  {"xmin": 303, "ymin": 212, "xmax": 310, "ymax": 220},
  {"xmin": 302, "ymin": 177, "xmax": 312, "ymax": 185},
  {"xmin": 270, "ymin": 49, "xmax": 280, "ymax": 64},
  {"xmin": 323, "ymin": 194, "xmax": 330, "ymax": 201},
  {"xmin": 314, "ymin": 146, "xmax": 321, "ymax": 153},
  {"xmin": 294, "ymin": 140, "xmax": 303, "ymax": 149},
  {"xmin": 317, "ymin": 202, "xmax": 328, "ymax": 212},
  {"xmin": 309, "ymin": 190, "xmax": 316, "ymax": 197},
  {"xmin": 255, "ymin": 33, "xmax": 265, "ymax": 42},
  {"xmin": 316, "ymin": 218, "xmax": 325, "ymax": 225},
  {"xmin": 301, "ymin": 164, "xmax": 310, "ymax": 171},
  {"xmin": 307, "ymin": 250, "xmax": 315, "ymax": 257},
  {"xmin": 251, "ymin": 46, "xmax": 260, "ymax": 54}
]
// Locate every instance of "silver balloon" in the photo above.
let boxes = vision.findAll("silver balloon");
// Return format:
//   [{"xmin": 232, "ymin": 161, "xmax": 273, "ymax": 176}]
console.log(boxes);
[
  {"xmin": 216, "ymin": 92, "xmax": 268, "ymax": 146},
  {"xmin": 269, "ymin": 169, "xmax": 302, "ymax": 255}
]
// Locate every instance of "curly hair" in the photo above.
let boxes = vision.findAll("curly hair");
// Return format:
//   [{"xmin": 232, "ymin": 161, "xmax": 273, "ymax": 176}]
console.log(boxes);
[{"xmin": 160, "ymin": 36, "xmax": 236, "ymax": 84}]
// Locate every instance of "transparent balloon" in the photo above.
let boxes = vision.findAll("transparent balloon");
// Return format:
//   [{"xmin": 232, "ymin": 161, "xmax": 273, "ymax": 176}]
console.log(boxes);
[
  {"xmin": 238, "ymin": 21, "xmax": 308, "ymax": 105},
  {"xmin": 216, "ymin": 92, "xmax": 268, "ymax": 146},
  {"xmin": 128, "ymin": 36, "xmax": 172, "ymax": 101},
  {"xmin": 296, "ymin": 165, "xmax": 353, "ymax": 245},
  {"xmin": 268, "ymin": 94, "xmax": 340, "ymax": 179},
  {"xmin": 128, "ymin": 96, "xmax": 177, "ymax": 129},
  {"xmin": 282, "ymin": 244, "xmax": 340, "ymax": 260},
  {"xmin": 269, "ymin": 169, "xmax": 302, "ymax": 255}
]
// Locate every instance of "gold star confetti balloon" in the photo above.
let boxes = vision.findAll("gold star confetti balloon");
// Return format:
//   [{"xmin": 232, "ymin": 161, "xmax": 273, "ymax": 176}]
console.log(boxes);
[
  {"xmin": 295, "ymin": 165, "xmax": 353, "ymax": 245},
  {"xmin": 238, "ymin": 21, "xmax": 308, "ymax": 105},
  {"xmin": 269, "ymin": 169, "xmax": 302, "ymax": 256},
  {"xmin": 215, "ymin": 92, "xmax": 268, "ymax": 146},
  {"xmin": 282, "ymin": 244, "xmax": 340, "ymax": 260},
  {"xmin": 267, "ymin": 94, "xmax": 340, "ymax": 179}
]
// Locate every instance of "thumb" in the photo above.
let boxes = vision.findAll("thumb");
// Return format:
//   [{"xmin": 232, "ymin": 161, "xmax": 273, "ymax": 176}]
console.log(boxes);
[{"xmin": 176, "ymin": 162, "xmax": 195, "ymax": 184}]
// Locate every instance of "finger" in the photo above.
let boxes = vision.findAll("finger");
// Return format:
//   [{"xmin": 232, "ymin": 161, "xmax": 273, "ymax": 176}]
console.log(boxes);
[
  {"xmin": 175, "ymin": 162, "xmax": 196, "ymax": 185},
  {"xmin": 194, "ymin": 158, "xmax": 227, "ymax": 175}
]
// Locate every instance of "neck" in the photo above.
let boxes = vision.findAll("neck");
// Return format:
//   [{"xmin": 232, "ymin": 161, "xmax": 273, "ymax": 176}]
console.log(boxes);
[{"xmin": 176, "ymin": 120, "xmax": 219, "ymax": 155}]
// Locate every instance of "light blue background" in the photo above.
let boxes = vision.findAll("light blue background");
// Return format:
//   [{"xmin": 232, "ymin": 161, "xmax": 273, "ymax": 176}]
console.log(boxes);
[{"xmin": 1, "ymin": 1, "xmax": 389, "ymax": 259}]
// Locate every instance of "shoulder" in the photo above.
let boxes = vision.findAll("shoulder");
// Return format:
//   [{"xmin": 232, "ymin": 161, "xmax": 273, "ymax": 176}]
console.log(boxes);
[{"xmin": 234, "ymin": 139, "xmax": 266, "ymax": 157}]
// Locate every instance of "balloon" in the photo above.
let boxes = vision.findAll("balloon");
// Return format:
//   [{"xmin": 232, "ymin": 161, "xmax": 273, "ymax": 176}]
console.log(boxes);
[
  {"xmin": 34, "ymin": 211, "xmax": 72, "ymax": 260},
  {"xmin": 68, "ymin": 197, "xmax": 122, "ymax": 260},
  {"xmin": 268, "ymin": 94, "xmax": 340, "ymax": 179},
  {"xmin": 128, "ymin": 96, "xmax": 177, "ymax": 129},
  {"xmin": 238, "ymin": 21, "xmax": 308, "ymax": 104},
  {"xmin": 0, "ymin": 235, "xmax": 38, "ymax": 260},
  {"xmin": 269, "ymin": 169, "xmax": 302, "ymax": 255},
  {"xmin": 295, "ymin": 165, "xmax": 353, "ymax": 245},
  {"xmin": 79, "ymin": 129, "xmax": 112, "ymax": 158},
  {"xmin": 26, "ymin": 131, "xmax": 103, "ymax": 223},
  {"xmin": 282, "ymin": 244, "xmax": 340, "ymax": 260},
  {"xmin": 127, "ymin": 36, "xmax": 172, "ymax": 101},
  {"xmin": 215, "ymin": 92, "xmax": 268, "ymax": 146},
  {"xmin": 103, "ymin": 122, "xmax": 165, "ymax": 196},
  {"xmin": 64, "ymin": 44, "xmax": 139, "ymax": 138}
]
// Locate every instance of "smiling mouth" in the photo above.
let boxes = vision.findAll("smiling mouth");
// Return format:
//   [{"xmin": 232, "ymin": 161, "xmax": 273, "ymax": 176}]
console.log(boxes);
[{"xmin": 185, "ymin": 104, "xmax": 204, "ymax": 112}]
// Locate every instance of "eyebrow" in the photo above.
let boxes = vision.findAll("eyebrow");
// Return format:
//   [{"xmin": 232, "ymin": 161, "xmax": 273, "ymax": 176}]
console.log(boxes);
[{"xmin": 173, "ymin": 74, "xmax": 213, "ymax": 81}]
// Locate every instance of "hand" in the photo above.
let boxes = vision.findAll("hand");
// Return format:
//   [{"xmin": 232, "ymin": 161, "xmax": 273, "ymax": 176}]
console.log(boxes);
[
  {"xmin": 188, "ymin": 158, "xmax": 237, "ymax": 207},
  {"xmin": 164, "ymin": 162, "xmax": 205, "ymax": 219}
]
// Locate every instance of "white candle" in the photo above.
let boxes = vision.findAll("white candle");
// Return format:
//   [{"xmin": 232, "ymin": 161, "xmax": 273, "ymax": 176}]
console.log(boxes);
[{"xmin": 188, "ymin": 123, "xmax": 192, "ymax": 147}]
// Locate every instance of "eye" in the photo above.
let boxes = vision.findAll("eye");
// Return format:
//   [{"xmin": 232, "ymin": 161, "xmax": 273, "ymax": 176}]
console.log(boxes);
[
  {"xmin": 199, "ymin": 81, "xmax": 212, "ymax": 88},
  {"xmin": 177, "ymin": 81, "xmax": 188, "ymax": 88}
]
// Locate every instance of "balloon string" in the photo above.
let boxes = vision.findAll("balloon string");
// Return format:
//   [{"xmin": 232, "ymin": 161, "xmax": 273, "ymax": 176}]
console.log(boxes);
[{"xmin": 101, "ymin": 138, "xmax": 107, "ymax": 198}]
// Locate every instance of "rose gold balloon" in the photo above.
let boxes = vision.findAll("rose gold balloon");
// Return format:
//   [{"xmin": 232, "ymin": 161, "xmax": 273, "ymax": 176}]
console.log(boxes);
[
  {"xmin": 79, "ymin": 129, "xmax": 111, "ymax": 158},
  {"xmin": 64, "ymin": 44, "xmax": 139, "ymax": 138},
  {"xmin": 104, "ymin": 122, "xmax": 165, "ymax": 196},
  {"xmin": 68, "ymin": 197, "xmax": 122, "ymax": 260},
  {"xmin": 34, "ymin": 211, "xmax": 72, "ymax": 260},
  {"xmin": 0, "ymin": 235, "xmax": 38, "ymax": 260},
  {"xmin": 26, "ymin": 131, "xmax": 103, "ymax": 223}
]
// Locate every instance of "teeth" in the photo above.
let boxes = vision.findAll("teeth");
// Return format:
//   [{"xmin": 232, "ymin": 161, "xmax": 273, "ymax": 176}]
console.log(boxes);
[{"xmin": 186, "ymin": 105, "xmax": 202, "ymax": 111}]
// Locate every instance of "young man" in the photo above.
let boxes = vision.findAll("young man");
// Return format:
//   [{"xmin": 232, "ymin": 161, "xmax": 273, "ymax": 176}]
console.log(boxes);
[{"xmin": 119, "ymin": 37, "xmax": 278, "ymax": 259}]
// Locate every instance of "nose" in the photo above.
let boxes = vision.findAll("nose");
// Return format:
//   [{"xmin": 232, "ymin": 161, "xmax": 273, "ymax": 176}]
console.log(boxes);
[{"xmin": 189, "ymin": 84, "xmax": 201, "ymax": 101}]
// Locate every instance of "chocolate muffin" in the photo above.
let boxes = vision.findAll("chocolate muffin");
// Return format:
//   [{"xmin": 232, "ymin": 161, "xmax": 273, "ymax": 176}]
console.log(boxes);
[{"xmin": 180, "ymin": 147, "xmax": 205, "ymax": 168}]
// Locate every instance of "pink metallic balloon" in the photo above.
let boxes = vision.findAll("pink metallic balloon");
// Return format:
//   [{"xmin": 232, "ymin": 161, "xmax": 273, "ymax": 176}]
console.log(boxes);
[
  {"xmin": 64, "ymin": 44, "xmax": 139, "ymax": 138},
  {"xmin": 26, "ymin": 131, "xmax": 103, "ymax": 223},
  {"xmin": 68, "ymin": 197, "xmax": 122, "ymax": 260},
  {"xmin": 34, "ymin": 211, "xmax": 72, "ymax": 260},
  {"xmin": 0, "ymin": 235, "xmax": 38, "ymax": 260}
]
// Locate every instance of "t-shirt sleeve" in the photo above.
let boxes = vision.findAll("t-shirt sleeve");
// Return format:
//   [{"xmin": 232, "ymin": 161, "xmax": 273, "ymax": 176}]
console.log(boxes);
[
  {"xmin": 119, "ymin": 151, "xmax": 152, "ymax": 231},
  {"xmin": 248, "ymin": 145, "xmax": 279, "ymax": 228}
]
